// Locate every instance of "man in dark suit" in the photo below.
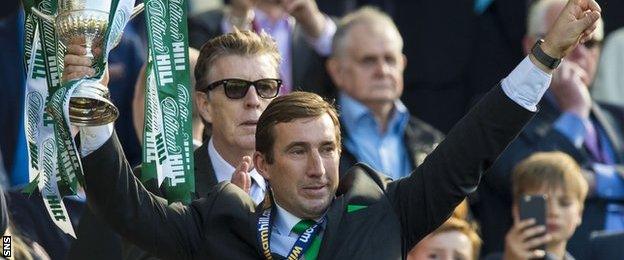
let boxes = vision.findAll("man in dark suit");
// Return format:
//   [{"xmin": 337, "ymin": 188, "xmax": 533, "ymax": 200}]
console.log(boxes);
[
  {"xmin": 73, "ymin": 0, "xmax": 600, "ymax": 258},
  {"xmin": 325, "ymin": 7, "xmax": 444, "ymax": 178},
  {"xmin": 473, "ymin": 0, "xmax": 623, "ymax": 258},
  {"xmin": 189, "ymin": 0, "xmax": 336, "ymax": 98}
]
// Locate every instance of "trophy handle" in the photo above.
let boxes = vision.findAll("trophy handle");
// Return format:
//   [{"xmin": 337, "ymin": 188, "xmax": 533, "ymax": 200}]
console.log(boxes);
[
  {"xmin": 30, "ymin": 7, "xmax": 55, "ymax": 24},
  {"xmin": 130, "ymin": 3, "xmax": 145, "ymax": 20}
]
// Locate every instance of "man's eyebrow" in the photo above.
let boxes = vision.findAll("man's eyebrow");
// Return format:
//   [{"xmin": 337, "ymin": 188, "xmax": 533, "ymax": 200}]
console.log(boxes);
[
  {"xmin": 283, "ymin": 142, "xmax": 309, "ymax": 151},
  {"xmin": 320, "ymin": 141, "xmax": 337, "ymax": 147}
]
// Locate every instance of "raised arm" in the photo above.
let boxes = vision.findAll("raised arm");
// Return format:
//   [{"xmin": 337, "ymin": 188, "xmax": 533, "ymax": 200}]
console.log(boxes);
[
  {"xmin": 65, "ymin": 45, "xmax": 205, "ymax": 259},
  {"xmin": 387, "ymin": 0, "xmax": 602, "ymax": 249}
]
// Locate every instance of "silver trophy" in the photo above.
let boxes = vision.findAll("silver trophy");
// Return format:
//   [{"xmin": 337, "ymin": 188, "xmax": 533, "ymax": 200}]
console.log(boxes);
[{"xmin": 31, "ymin": 0, "xmax": 144, "ymax": 126}]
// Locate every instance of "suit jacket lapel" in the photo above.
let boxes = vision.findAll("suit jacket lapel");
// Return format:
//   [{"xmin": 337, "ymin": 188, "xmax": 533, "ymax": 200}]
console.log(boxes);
[
  {"xmin": 193, "ymin": 141, "xmax": 218, "ymax": 198},
  {"xmin": 592, "ymin": 104, "xmax": 624, "ymax": 163},
  {"xmin": 317, "ymin": 196, "xmax": 345, "ymax": 260}
]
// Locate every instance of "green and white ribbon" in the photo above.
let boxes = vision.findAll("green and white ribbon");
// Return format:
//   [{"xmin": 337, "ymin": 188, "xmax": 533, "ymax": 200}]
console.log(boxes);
[
  {"xmin": 23, "ymin": 0, "xmax": 75, "ymax": 237},
  {"xmin": 142, "ymin": 0, "xmax": 195, "ymax": 204},
  {"xmin": 22, "ymin": 0, "xmax": 135, "ymax": 237}
]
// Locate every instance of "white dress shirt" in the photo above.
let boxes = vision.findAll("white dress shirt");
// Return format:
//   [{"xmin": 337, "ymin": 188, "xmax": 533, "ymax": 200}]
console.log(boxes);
[
  {"xmin": 207, "ymin": 138, "xmax": 266, "ymax": 205},
  {"xmin": 501, "ymin": 56, "xmax": 552, "ymax": 112}
]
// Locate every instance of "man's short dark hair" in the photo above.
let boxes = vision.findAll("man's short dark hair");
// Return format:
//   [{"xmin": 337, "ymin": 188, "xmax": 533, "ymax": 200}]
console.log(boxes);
[{"xmin": 255, "ymin": 92, "xmax": 341, "ymax": 163}]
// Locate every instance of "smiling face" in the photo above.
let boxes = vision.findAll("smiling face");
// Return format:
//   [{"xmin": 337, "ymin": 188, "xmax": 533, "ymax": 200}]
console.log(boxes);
[
  {"xmin": 255, "ymin": 114, "xmax": 340, "ymax": 219},
  {"xmin": 197, "ymin": 54, "xmax": 278, "ymax": 152}
]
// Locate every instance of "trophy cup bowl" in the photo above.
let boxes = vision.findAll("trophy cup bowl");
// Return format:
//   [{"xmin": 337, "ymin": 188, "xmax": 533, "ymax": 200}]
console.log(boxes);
[
  {"xmin": 32, "ymin": 0, "xmax": 144, "ymax": 126},
  {"xmin": 58, "ymin": 7, "xmax": 118, "ymax": 126}
]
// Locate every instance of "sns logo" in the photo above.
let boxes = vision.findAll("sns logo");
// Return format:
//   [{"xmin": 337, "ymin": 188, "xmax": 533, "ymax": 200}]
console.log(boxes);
[{"xmin": 2, "ymin": 236, "xmax": 10, "ymax": 257}]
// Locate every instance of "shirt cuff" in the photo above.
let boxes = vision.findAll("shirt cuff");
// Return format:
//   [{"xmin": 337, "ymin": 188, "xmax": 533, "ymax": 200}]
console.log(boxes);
[
  {"xmin": 593, "ymin": 163, "xmax": 624, "ymax": 199},
  {"xmin": 501, "ymin": 56, "xmax": 552, "ymax": 112},
  {"xmin": 304, "ymin": 15, "xmax": 336, "ymax": 56},
  {"xmin": 553, "ymin": 112, "xmax": 589, "ymax": 148},
  {"xmin": 79, "ymin": 123, "xmax": 114, "ymax": 157}
]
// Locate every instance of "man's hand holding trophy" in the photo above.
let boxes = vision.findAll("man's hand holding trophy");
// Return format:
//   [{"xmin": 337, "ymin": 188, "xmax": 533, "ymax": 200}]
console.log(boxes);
[{"xmin": 31, "ymin": 0, "xmax": 144, "ymax": 126}]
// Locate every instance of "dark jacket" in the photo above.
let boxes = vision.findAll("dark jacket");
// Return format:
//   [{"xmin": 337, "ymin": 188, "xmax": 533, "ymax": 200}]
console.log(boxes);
[
  {"xmin": 188, "ymin": 8, "xmax": 334, "ymax": 98},
  {"xmin": 339, "ymin": 115, "xmax": 444, "ymax": 177},
  {"xmin": 121, "ymin": 141, "xmax": 219, "ymax": 260},
  {"xmin": 474, "ymin": 98, "xmax": 624, "ymax": 259},
  {"xmin": 81, "ymin": 86, "xmax": 534, "ymax": 259}
]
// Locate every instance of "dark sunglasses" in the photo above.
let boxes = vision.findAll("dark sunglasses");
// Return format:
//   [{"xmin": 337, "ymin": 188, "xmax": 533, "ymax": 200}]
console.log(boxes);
[{"xmin": 203, "ymin": 78, "xmax": 282, "ymax": 99}]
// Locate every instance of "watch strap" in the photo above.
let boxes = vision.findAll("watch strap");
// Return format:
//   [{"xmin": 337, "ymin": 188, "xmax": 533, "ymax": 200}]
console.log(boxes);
[{"xmin": 531, "ymin": 39, "xmax": 561, "ymax": 69}]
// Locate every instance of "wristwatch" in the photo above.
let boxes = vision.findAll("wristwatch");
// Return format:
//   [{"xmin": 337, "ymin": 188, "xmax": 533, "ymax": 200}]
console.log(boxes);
[{"xmin": 531, "ymin": 39, "xmax": 561, "ymax": 69}]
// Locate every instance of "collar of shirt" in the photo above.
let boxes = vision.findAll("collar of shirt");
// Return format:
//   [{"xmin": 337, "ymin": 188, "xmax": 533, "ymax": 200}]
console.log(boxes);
[
  {"xmin": 273, "ymin": 202, "xmax": 303, "ymax": 237},
  {"xmin": 273, "ymin": 201, "xmax": 326, "ymax": 236},
  {"xmin": 207, "ymin": 138, "xmax": 267, "ymax": 193},
  {"xmin": 338, "ymin": 92, "xmax": 410, "ymax": 137},
  {"xmin": 269, "ymin": 200, "xmax": 327, "ymax": 257}
]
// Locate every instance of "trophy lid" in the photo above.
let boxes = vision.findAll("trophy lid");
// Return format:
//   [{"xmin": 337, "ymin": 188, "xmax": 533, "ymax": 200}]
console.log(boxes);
[{"xmin": 58, "ymin": 0, "xmax": 112, "ymax": 13}]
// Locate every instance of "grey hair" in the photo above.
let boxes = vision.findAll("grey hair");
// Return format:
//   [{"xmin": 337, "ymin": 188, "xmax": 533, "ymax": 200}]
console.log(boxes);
[{"xmin": 331, "ymin": 6, "xmax": 403, "ymax": 57}]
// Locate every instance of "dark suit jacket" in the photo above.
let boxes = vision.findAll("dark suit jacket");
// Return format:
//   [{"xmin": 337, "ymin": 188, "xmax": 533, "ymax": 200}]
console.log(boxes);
[
  {"xmin": 70, "ymin": 143, "xmax": 221, "ymax": 260},
  {"xmin": 82, "ymin": 86, "xmax": 533, "ymax": 259},
  {"xmin": 121, "ymin": 141, "xmax": 219, "ymax": 260},
  {"xmin": 474, "ymin": 98, "xmax": 624, "ymax": 259},
  {"xmin": 188, "ymin": 8, "xmax": 334, "ymax": 98},
  {"xmin": 339, "ymin": 115, "xmax": 444, "ymax": 177}
]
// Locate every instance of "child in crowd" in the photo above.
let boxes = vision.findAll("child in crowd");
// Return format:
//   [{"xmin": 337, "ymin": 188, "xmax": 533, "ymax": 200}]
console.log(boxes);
[
  {"xmin": 407, "ymin": 216, "xmax": 481, "ymax": 260},
  {"xmin": 498, "ymin": 152, "xmax": 588, "ymax": 260}
]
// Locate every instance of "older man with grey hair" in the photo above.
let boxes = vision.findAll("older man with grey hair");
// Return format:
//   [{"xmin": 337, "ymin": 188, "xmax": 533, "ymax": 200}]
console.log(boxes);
[
  {"xmin": 326, "ymin": 7, "xmax": 444, "ymax": 179},
  {"xmin": 474, "ymin": 0, "xmax": 624, "ymax": 258}
]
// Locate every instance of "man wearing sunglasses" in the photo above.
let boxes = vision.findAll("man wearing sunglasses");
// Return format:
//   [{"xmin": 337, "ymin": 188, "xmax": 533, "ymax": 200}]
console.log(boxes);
[
  {"xmin": 188, "ymin": 30, "xmax": 283, "ymax": 204},
  {"xmin": 473, "ymin": 0, "xmax": 624, "ymax": 258}
]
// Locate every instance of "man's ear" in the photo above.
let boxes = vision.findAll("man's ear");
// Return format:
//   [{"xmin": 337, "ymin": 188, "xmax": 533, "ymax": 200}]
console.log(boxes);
[
  {"xmin": 196, "ymin": 91, "xmax": 212, "ymax": 123},
  {"xmin": 326, "ymin": 58, "xmax": 345, "ymax": 90},
  {"xmin": 253, "ymin": 151, "xmax": 270, "ymax": 180},
  {"xmin": 400, "ymin": 53, "xmax": 407, "ymax": 71}
]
